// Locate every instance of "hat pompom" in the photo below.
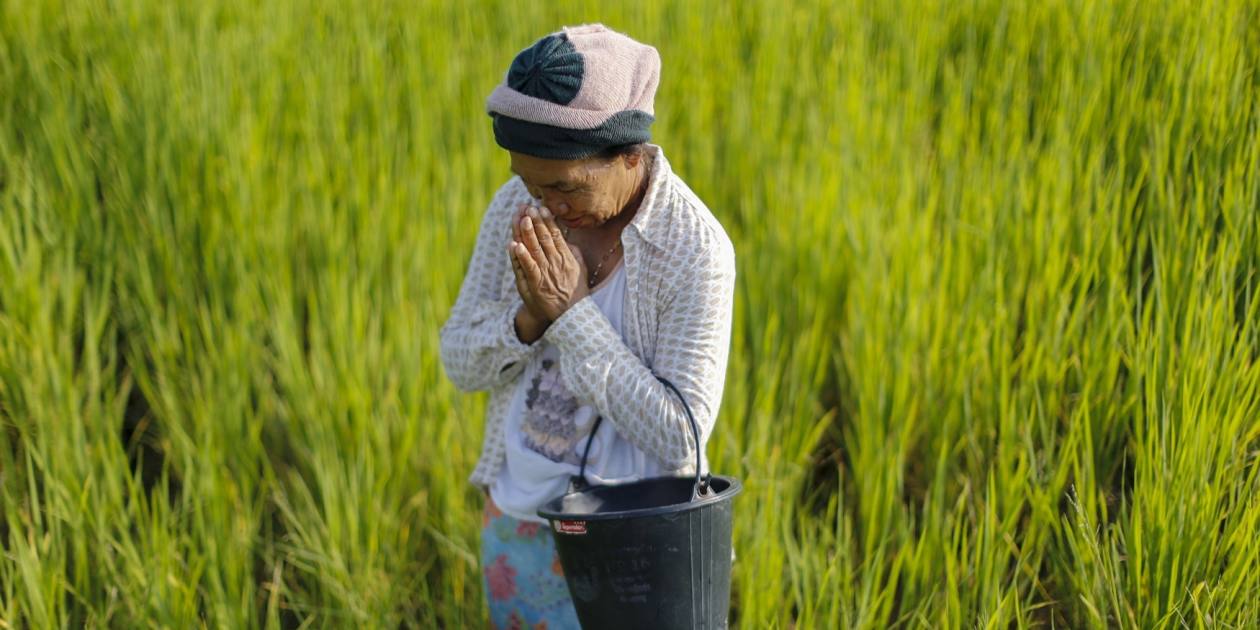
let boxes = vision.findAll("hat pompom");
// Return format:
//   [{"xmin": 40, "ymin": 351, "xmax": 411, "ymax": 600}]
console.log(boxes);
[{"xmin": 506, "ymin": 34, "xmax": 584, "ymax": 106}]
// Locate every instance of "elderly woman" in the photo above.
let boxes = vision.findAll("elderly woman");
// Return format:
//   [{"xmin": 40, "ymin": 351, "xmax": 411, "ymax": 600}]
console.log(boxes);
[{"xmin": 438, "ymin": 23, "xmax": 736, "ymax": 629}]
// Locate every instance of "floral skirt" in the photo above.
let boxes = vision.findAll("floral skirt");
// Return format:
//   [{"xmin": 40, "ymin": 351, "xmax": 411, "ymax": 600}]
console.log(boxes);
[{"xmin": 481, "ymin": 492, "xmax": 582, "ymax": 629}]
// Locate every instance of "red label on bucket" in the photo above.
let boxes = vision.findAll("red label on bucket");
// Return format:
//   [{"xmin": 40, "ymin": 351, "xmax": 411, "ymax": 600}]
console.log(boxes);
[{"xmin": 555, "ymin": 520, "xmax": 587, "ymax": 535}]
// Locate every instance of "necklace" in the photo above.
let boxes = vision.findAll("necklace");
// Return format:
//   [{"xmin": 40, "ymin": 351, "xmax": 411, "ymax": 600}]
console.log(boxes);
[
  {"xmin": 587, "ymin": 239, "xmax": 622, "ymax": 289},
  {"xmin": 561, "ymin": 225, "xmax": 621, "ymax": 289}
]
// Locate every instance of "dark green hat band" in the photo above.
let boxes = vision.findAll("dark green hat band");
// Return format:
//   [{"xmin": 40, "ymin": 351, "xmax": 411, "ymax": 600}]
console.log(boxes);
[{"xmin": 490, "ymin": 110, "xmax": 654, "ymax": 160}]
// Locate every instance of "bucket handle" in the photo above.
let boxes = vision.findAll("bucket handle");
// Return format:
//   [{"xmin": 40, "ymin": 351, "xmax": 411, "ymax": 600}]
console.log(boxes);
[{"xmin": 570, "ymin": 375, "xmax": 713, "ymax": 502}]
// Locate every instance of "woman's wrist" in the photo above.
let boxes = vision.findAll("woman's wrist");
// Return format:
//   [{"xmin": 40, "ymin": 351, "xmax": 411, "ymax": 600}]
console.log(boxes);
[{"xmin": 514, "ymin": 306, "xmax": 550, "ymax": 344}]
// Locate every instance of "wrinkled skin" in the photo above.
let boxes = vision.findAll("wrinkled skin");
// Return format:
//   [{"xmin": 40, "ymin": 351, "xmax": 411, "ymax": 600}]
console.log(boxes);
[
  {"xmin": 507, "ymin": 203, "xmax": 590, "ymax": 324},
  {"xmin": 506, "ymin": 150, "xmax": 650, "ymax": 335}
]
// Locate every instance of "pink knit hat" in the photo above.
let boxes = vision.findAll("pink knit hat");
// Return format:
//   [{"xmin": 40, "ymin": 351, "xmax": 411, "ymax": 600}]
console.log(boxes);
[{"xmin": 486, "ymin": 24, "xmax": 661, "ymax": 159}]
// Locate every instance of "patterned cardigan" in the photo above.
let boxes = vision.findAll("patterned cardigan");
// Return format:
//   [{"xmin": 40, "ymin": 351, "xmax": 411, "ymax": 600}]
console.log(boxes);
[{"xmin": 439, "ymin": 144, "xmax": 737, "ymax": 492}]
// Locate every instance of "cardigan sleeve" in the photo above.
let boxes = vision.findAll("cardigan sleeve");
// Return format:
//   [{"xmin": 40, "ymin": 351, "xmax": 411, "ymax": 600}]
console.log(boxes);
[
  {"xmin": 541, "ymin": 236, "xmax": 736, "ymax": 470},
  {"xmin": 439, "ymin": 181, "xmax": 540, "ymax": 393}
]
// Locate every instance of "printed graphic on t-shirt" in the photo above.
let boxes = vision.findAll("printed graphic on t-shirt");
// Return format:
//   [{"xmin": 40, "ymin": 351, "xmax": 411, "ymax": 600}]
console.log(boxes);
[{"xmin": 519, "ymin": 355, "xmax": 598, "ymax": 464}]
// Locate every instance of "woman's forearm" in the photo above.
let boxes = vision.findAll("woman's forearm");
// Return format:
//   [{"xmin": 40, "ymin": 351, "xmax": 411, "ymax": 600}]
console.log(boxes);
[
  {"xmin": 439, "ymin": 180, "xmax": 540, "ymax": 392},
  {"xmin": 439, "ymin": 296, "xmax": 535, "ymax": 392}
]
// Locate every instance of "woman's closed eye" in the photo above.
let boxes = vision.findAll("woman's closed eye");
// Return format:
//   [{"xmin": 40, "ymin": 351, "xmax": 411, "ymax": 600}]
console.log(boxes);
[{"xmin": 526, "ymin": 182, "xmax": 580, "ymax": 195}]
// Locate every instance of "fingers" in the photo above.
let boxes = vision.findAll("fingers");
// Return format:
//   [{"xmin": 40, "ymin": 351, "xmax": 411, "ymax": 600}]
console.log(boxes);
[
  {"xmin": 512, "ymin": 203, "xmax": 527, "ymax": 244},
  {"xmin": 507, "ymin": 242, "xmax": 533, "ymax": 301},
  {"xmin": 506, "ymin": 240, "xmax": 536, "ymax": 315},
  {"xmin": 526, "ymin": 207, "xmax": 564, "ymax": 262},
  {"xmin": 518, "ymin": 212, "xmax": 547, "ymax": 263},
  {"xmin": 508, "ymin": 203, "xmax": 543, "ymax": 289},
  {"xmin": 536, "ymin": 206, "xmax": 569, "ymax": 251},
  {"xmin": 514, "ymin": 240, "xmax": 544, "ymax": 289},
  {"xmin": 514, "ymin": 263, "xmax": 532, "ymax": 302}
]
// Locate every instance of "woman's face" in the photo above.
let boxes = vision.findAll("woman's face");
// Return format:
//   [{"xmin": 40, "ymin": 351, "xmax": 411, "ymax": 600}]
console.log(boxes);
[{"xmin": 509, "ymin": 150, "xmax": 645, "ymax": 230}]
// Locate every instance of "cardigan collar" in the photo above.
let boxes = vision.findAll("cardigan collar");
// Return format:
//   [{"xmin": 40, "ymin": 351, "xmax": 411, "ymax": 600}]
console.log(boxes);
[{"xmin": 625, "ymin": 143, "xmax": 672, "ymax": 249}]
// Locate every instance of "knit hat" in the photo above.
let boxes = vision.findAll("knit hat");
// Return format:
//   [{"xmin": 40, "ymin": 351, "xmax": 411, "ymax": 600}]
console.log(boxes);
[{"xmin": 485, "ymin": 23, "xmax": 660, "ymax": 160}]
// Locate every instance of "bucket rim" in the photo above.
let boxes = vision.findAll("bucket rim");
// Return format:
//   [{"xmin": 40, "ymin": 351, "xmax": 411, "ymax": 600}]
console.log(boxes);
[{"xmin": 536, "ymin": 474, "xmax": 743, "ymax": 522}]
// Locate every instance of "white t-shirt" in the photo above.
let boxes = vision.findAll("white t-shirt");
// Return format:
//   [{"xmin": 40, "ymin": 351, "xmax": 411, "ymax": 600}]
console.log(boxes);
[{"xmin": 489, "ymin": 262, "xmax": 668, "ymax": 523}]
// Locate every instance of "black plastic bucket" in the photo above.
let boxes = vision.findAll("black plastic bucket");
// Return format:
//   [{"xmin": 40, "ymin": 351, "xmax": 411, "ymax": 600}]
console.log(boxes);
[{"xmin": 537, "ymin": 377, "xmax": 742, "ymax": 629}]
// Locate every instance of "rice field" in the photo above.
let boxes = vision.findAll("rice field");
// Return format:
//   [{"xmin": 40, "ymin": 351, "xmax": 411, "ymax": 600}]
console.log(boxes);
[{"xmin": 2, "ymin": 0, "xmax": 1259, "ymax": 627}]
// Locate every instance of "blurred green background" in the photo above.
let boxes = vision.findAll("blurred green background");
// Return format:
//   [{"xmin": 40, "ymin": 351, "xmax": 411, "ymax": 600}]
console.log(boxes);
[{"xmin": 2, "ymin": 0, "xmax": 1258, "ymax": 627}]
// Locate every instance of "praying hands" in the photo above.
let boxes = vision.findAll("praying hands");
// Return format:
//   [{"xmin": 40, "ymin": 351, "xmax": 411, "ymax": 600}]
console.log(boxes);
[{"xmin": 507, "ymin": 203, "xmax": 590, "ymax": 341}]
